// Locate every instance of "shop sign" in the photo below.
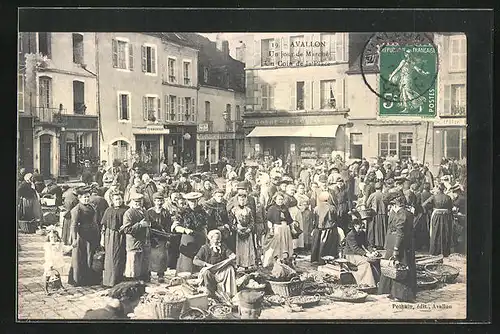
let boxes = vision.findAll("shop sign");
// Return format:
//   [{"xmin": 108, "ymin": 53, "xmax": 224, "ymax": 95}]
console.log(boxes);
[
  {"xmin": 198, "ymin": 123, "xmax": 209, "ymax": 132},
  {"xmin": 244, "ymin": 115, "xmax": 345, "ymax": 127},
  {"xmin": 133, "ymin": 124, "xmax": 170, "ymax": 134},
  {"xmin": 432, "ymin": 117, "xmax": 466, "ymax": 127}
]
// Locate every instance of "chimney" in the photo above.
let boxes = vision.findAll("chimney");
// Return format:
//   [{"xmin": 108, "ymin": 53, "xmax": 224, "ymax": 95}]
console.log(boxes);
[{"xmin": 216, "ymin": 36, "xmax": 230, "ymax": 59}]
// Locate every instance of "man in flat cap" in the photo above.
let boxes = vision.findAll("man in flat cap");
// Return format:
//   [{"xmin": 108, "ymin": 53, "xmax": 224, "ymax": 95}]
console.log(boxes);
[
  {"xmin": 120, "ymin": 193, "xmax": 151, "ymax": 282},
  {"xmin": 175, "ymin": 171, "xmax": 193, "ymax": 194}
]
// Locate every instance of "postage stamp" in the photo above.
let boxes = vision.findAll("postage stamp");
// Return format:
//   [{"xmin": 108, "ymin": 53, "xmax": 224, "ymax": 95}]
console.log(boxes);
[{"xmin": 360, "ymin": 32, "xmax": 439, "ymax": 117}]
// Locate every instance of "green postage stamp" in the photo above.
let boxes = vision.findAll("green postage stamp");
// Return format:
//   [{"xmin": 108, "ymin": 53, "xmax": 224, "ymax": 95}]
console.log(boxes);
[{"xmin": 379, "ymin": 44, "xmax": 437, "ymax": 116}]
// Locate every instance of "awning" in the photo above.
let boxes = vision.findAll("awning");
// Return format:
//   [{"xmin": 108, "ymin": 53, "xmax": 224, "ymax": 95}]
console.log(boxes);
[{"xmin": 246, "ymin": 125, "xmax": 339, "ymax": 138}]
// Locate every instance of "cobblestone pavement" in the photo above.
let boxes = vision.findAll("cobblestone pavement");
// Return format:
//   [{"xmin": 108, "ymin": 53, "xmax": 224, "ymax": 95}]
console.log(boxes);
[{"xmin": 17, "ymin": 232, "xmax": 466, "ymax": 320}]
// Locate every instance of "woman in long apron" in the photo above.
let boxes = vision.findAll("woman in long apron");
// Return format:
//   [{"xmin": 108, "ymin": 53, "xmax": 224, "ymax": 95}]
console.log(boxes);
[
  {"xmin": 173, "ymin": 192, "xmax": 208, "ymax": 274},
  {"xmin": 262, "ymin": 193, "xmax": 294, "ymax": 268},
  {"xmin": 68, "ymin": 187, "xmax": 101, "ymax": 286},
  {"xmin": 422, "ymin": 184, "xmax": 454, "ymax": 257},
  {"xmin": 310, "ymin": 192, "xmax": 341, "ymax": 265}
]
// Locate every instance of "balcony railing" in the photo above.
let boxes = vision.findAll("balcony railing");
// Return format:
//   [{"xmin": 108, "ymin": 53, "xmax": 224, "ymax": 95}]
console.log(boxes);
[
  {"xmin": 450, "ymin": 105, "xmax": 466, "ymax": 116},
  {"xmin": 33, "ymin": 106, "xmax": 66, "ymax": 125},
  {"xmin": 165, "ymin": 112, "xmax": 196, "ymax": 123}
]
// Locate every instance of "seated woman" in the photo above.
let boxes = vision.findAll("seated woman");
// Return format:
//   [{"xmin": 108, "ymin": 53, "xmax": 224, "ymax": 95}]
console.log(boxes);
[
  {"xmin": 343, "ymin": 217, "xmax": 379, "ymax": 287},
  {"xmin": 193, "ymin": 229, "xmax": 237, "ymax": 299},
  {"xmin": 83, "ymin": 281, "xmax": 146, "ymax": 319}
]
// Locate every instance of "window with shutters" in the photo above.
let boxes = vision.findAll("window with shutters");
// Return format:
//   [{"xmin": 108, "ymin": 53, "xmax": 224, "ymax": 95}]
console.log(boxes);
[
  {"xmin": 39, "ymin": 76, "xmax": 52, "ymax": 109},
  {"xmin": 168, "ymin": 95, "xmax": 177, "ymax": 121},
  {"xmin": 72, "ymin": 33, "xmax": 84, "ymax": 64},
  {"xmin": 320, "ymin": 80, "xmax": 336, "ymax": 109},
  {"xmin": 18, "ymin": 74, "xmax": 24, "ymax": 112},
  {"xmin": 143, "ymin": 95, "xmax": 159, "ymax": 122},
  {"xmin": 141, "ymin": 44, "xmax": 157, "ymax": 74},
  {"xmin": 117, "ymin": 92, "xmax": 130, "ymax": 121},
  {"xmin": 183, "ymin": 61, "xmax": 191, "ymax": 85},
  {"xmin": 168, "ymin": 58, "xmax": 176, "ymax": 82},
  {"xmin": 443, "ymin": 84, "xmax": 466, "ymax": 116},
  {"xmin": 205, "ymin": 101, "xmax": 211, "ymax": 122},
  {"xmin": 398, "ymin": 133, "xmax": 413, "ymax": 160},
  {"xmin": 184, "ymin": 97, "xmax": 193, "ymax": 121},
  {"xmin": 378, "ymin": 133, "xmax": 397, "ymax": 158},
  {"xmin": 261, "ymin": 39, "xmax": 274, "ymax": 66},
  {"xmin": 290, "ymin": 36, "xmax": 304, "ymax": 64},
  {"xmin": 449, "ymin": 35, "xmax": 466, "ymax": 72},
  {"xmin": 320, "ymin": 34, "xmax": 336, "ymax": 62},
  {"xmin": 203, "ymin": 67, "xmax": 209, "ymax": 83},
  {"xmin": 296, "ymin": 81, "xmax": 305, "ymax": 110},
  {"xmin": 112, "ymin": 38, "xmax": 131, "ymax": 70},
  {"xmin": 225, "ymin": 104, "xmax": 232, "ymax": 121},
  {"xmin": 261, "ymin": 84, "xmax": 275, "ymax": 110},
  {"xmin": 73, "ymin": 81, "xmax": 86, "ymax": 114},
  {"xmin": 38, "ymin": 32, "xmax": 51, "ymax": 58}
]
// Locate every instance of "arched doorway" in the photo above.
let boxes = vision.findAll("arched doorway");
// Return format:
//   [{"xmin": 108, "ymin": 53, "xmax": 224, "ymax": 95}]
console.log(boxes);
[
  {"xmin": 110, "ymin": 140, "xmax": 130, "ymax": 166},
  {"xmin": 40, "ymin": 134, "xmax": 52, "ymax": 177}
]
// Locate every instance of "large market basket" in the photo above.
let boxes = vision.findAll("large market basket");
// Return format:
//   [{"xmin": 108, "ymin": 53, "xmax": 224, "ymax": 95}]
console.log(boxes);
[
  {"xmin": 18, "ymin": 219, "xmax": 39, "ymax": 234},
  {"xmin": 148, "ymin": 291, "xmax": 187, "ymax": 319},
  {"xmin": 268, "ymin": 277, "xmax": 304, "ymax": 297}
]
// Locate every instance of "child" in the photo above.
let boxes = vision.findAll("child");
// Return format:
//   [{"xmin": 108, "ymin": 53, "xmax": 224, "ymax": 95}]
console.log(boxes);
[{"xmin": 43, "ymin": 229, "xmax": 66, "ymax": 293}]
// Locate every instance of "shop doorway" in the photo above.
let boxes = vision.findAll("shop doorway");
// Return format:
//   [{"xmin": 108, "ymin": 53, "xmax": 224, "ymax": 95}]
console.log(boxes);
[
  {"xmin": 66, "ymin": 142, "xmax": 78, "ymax": 176},
  {"xmin": 40, "ymin": 134, "xmax": 52, "ymax": 178},
  {"xmin": 350, "ymin": 133, "xmax": 363, "ymax": 159}
]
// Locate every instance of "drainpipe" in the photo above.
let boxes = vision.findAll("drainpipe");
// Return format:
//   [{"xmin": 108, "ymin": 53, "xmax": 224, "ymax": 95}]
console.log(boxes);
[{"xmin": 95, "ymin": 33, "xmax": 103, "ymax": 164}]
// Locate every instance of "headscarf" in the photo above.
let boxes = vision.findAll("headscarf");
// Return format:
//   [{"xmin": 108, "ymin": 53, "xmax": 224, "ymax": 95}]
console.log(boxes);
[{"xmin": 24, "ymin": 173, "xmax": 33, "ymax": 182}]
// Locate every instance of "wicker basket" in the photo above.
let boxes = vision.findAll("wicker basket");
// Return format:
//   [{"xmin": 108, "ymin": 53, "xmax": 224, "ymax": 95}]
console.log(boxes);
[
  {"xmin": 18, "ymin": 219, "xmax": 38, "ymax": 234},
  {"xmin": 268, "ymin": 276, "xmax": 304, "ymax": 297},
  {"xmin": 380, "ymin": 258, "xmax": 408, "ymax": 281},
  {"xmin": 424, "ymin": 264, "xmax": 460, "ymax": 284},
  {"xmin": 179, "ymin": 307, "xmax": 207, "ymax": 320},
  {"xmin": 151, "ymin": 296, "xmax": 187, "ymax": 319}
]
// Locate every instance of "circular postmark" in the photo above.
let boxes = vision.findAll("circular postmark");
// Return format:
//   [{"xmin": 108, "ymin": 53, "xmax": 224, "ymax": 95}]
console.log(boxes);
[{"xmin": 360, "ymin": 33, "xmax": 439, "ymax": 116}]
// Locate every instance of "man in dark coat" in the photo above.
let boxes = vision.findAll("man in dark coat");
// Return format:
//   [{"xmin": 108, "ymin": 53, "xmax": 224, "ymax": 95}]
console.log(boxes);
[
  {"xmin": 81, "ymin": 160, "xmax": 94, "ymax": 185},
  {"xmin": 89, "ymin": 186, "xmax": 109, "ymax": 230},
  {"xmin": 95, "ymin": 163, "xmax": 105, "ymax": 187},
  {"xmin": 41, "ymin": 176, "xmax": 63, "ymax": 206},
  {"xmin": 141, "ymin": 174, "xmax": 158, "ymax": 210},
  {"xmin": 378, "ymin": 191, "xmax": 417, "ymax": 302},
  {"xmin": 32, "ymin": 169, "xmax": 45, "ymax": 193},
  {"xmin": 175, "ymin": 172, "xmax": 193, "ymax": 194}
]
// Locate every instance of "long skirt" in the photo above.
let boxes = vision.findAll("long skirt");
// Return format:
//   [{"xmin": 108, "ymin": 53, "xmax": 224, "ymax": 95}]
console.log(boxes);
[
  {"xmin": 310, "ymin": 228, "xmax": 339, "ymax": 264},
  {"xmin": 102, "ymin": 229, "xmax": 126, "ymax": 287},
  {"xmin": 372, "ymin": 214, "xmax": 388, "ymax": 248},
  {"xmin": 167, "ymin": 235, "xmax": 181, "ymax": 270},
  {"xmin": 176, "ymin": 233, "xmax": 206, "ymax": 274},
  {"xmin": 236, "ymin": 233, "xmax": 257, "ymax": 268},
  {"xmin": 429, "ymin": 211, "xmax": 453, "ymax": 257},
  {"xmin": 345, "ymin": 254, "xmax": 376, "ymax": 287},
  {"xmin": 200, "ymin": 265, "xmax": 237, "ymax": 298},
  {"xmin": 124, "ymin": 246, "xmax": 151, "ymax": 280},
  {"xmin": 61, "ymin": 215, "xmax": 72, "ymax": 246},
  {"xmin": 262, "ymin": 224, "xmax": 293, "ymax": 268},
  {"xmin": 414, "ymin": 212, "xmax": 430, "ymax": 251},
  {"xmin": 378, "ymin": 234, "xmax": 417, "ymax": 302},
  {"xmin": 150, "ymin": 241, "xmax": 169, "ymax": 274},
  {"xmin": 68, "ymin": 235, "xmax": 100, "ymax": 286}
]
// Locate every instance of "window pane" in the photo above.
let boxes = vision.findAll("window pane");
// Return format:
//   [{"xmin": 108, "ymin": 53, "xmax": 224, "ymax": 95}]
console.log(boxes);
[{"xmin": 445, "ymin": 129, "xmax": 460, "ymax": 159}]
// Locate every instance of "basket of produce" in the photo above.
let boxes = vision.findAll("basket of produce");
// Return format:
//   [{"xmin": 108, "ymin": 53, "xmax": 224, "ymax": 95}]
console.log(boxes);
[
  {"xmin": 141, "ymin": 290, "xmax": 187, "ymax": 319},
  {"xmin": 415, "ymin": 254, "xmax": 444, "ymax": 270},
  {"xmin": 380, "ymin": 257, "xmax": 409, "ymax": 281},
  {"xmin": 327, "ymin": 287, "xmax": 368, "ymax": 303},
  {"xmin": 424, "ymin": 264, "xmax": 460, "ymax": 284},
  {"xmin": 287, "ymin": 294, "xmax": 321, "ymax": 308},
  {"xmin": 264, "ymin": 294, "xmax": 286, "ymax": 306},
  {"xmin": 208, "ymin": 304, "xmax": 232, "ymax": 319},
  {"xmin": 244, "ymin": 278, "xmax": 267, "ymax": 292},
  {"xmin": 179, "ymin": 307, "xmax": 207, "ymax": 320},
  {"xmin": 342, "ymin": 284, "xmax": 378, "ymax": 294},
  {"xmin": 302, "ymin": 283, "xmax": 330, "ymax": 296},
  {"xmin": 268, "ymin": 276, "xmax": 304, "ymax": 297},
  {"xmin": 416, "ymin": 272, "xmax": 439, "ymax": 290},
  {"xmin": 18, "ymin": 219, "xmax": 39, "ymax": 234}
]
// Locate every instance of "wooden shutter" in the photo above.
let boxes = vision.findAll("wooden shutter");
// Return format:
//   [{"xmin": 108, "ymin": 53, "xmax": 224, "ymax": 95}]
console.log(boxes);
[
  {"xmin": 112, "ymin": 39, "xmax": 118, "ymax": 68},
  {"xmin": 254, "ymin": 83, "xmax": 261, "ymax": 111},
  {"xmin": 151, "ymin": 47, "xmax": 156, "ymax": 74},
  {"xmin": 165, "ymin": 95, "xmax": 170, "ymax": 120},
  {"xmin": 128, "ymin": 44, "xmax": 134, "ymax": 70},
  {"xmin": 177, "ymin": 60, "xmax": 182, "ymax": 83},
  {"xmin": 336, "ymin": 78, "xmax": 345, "ymax": 109},
  {"xmin": 304, "ymin": 80, "xmax": 311, "ymax": 110},
  {"xmin": 289, "ymin": 82, "xmax": 296, "ymax": 110},
  {"xmin": 191, "ymin": 97, "xmax": 195, "ymax": 121},
  {"xmin": 46, "ymin": 33, "xmax": 52, "ymax": 57},
  {"xmin": 157, "ymin": 97, "xmax": 161, "ymax": 121},
  {"xmin": 343, "ymin": 33, "xmax": 349, "ymax": 62},
  {"xmin": 459, "ymin": 38, "xmax": 466, "ymax": 70},
  {"xmin": 312, "ymin": 34, "xmax": 322, "ymax": 64},
  {"xmin": 142, "ymin": 96, "xmax": 148, "ymax": 120},
  {"xmin": 178, "ymin": 97, "xmax": 182, "ymax": 120},
  {"xmin": 118, "ymin": 94, "xmax": 123, "ymax": 120},
  {"xmin": 336, "ymin": 33, "xmax": 344, "ymax": 62},
  {"xmin": 253, "ymin": 39, "xmax": 261, "ymax": 67},
  {"xmin": 310, "ymin": 81, "xmax": 315, "ymax": 110},
  {"xmin": 141, "ymin": 46, "xmax": 147, "ymax": 72},
  {"xmin": 443, "ymin": 85, "xmax": 451, "ymax": 115},
  {"xmin": 304, "ymin": 34, "xmax": 312, "ymax": 65}
]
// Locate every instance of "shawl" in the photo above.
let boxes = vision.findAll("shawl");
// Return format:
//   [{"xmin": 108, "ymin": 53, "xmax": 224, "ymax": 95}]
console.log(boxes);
[
  {"xmin": 179, "ymin": 206, "xmax": 208, "ymax": 231},
  {"xmin": 266, "ymin": 204, "xmax": 293, "ymax": 224}
]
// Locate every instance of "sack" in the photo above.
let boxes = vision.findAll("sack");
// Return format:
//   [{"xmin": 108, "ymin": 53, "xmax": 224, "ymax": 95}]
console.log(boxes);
[{"xmin": 290, "ymin": 221, "xmax": 303, "ymax": 239}]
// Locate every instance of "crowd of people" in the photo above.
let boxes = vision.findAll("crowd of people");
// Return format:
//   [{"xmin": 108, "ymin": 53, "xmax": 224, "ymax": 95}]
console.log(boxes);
[{"xmin": 17, "ymin": 154, "xmax": 466, "ymax": 305}]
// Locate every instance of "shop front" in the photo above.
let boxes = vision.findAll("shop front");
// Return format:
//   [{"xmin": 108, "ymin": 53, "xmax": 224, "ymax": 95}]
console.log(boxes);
[
  {"xmin": 197, "ymin": 132, "xmax": 245, "ymax": 167},
  {"xmin": 59, "ymin": 130, "xmax": 99, "ymax": 177},
  {"xmin": 164, "ymin": 125, "xmax": 197, "ymax": 167},
  {"xmin": 432, "ymin": 117, "xmax": 467, "ymax": 168}
]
